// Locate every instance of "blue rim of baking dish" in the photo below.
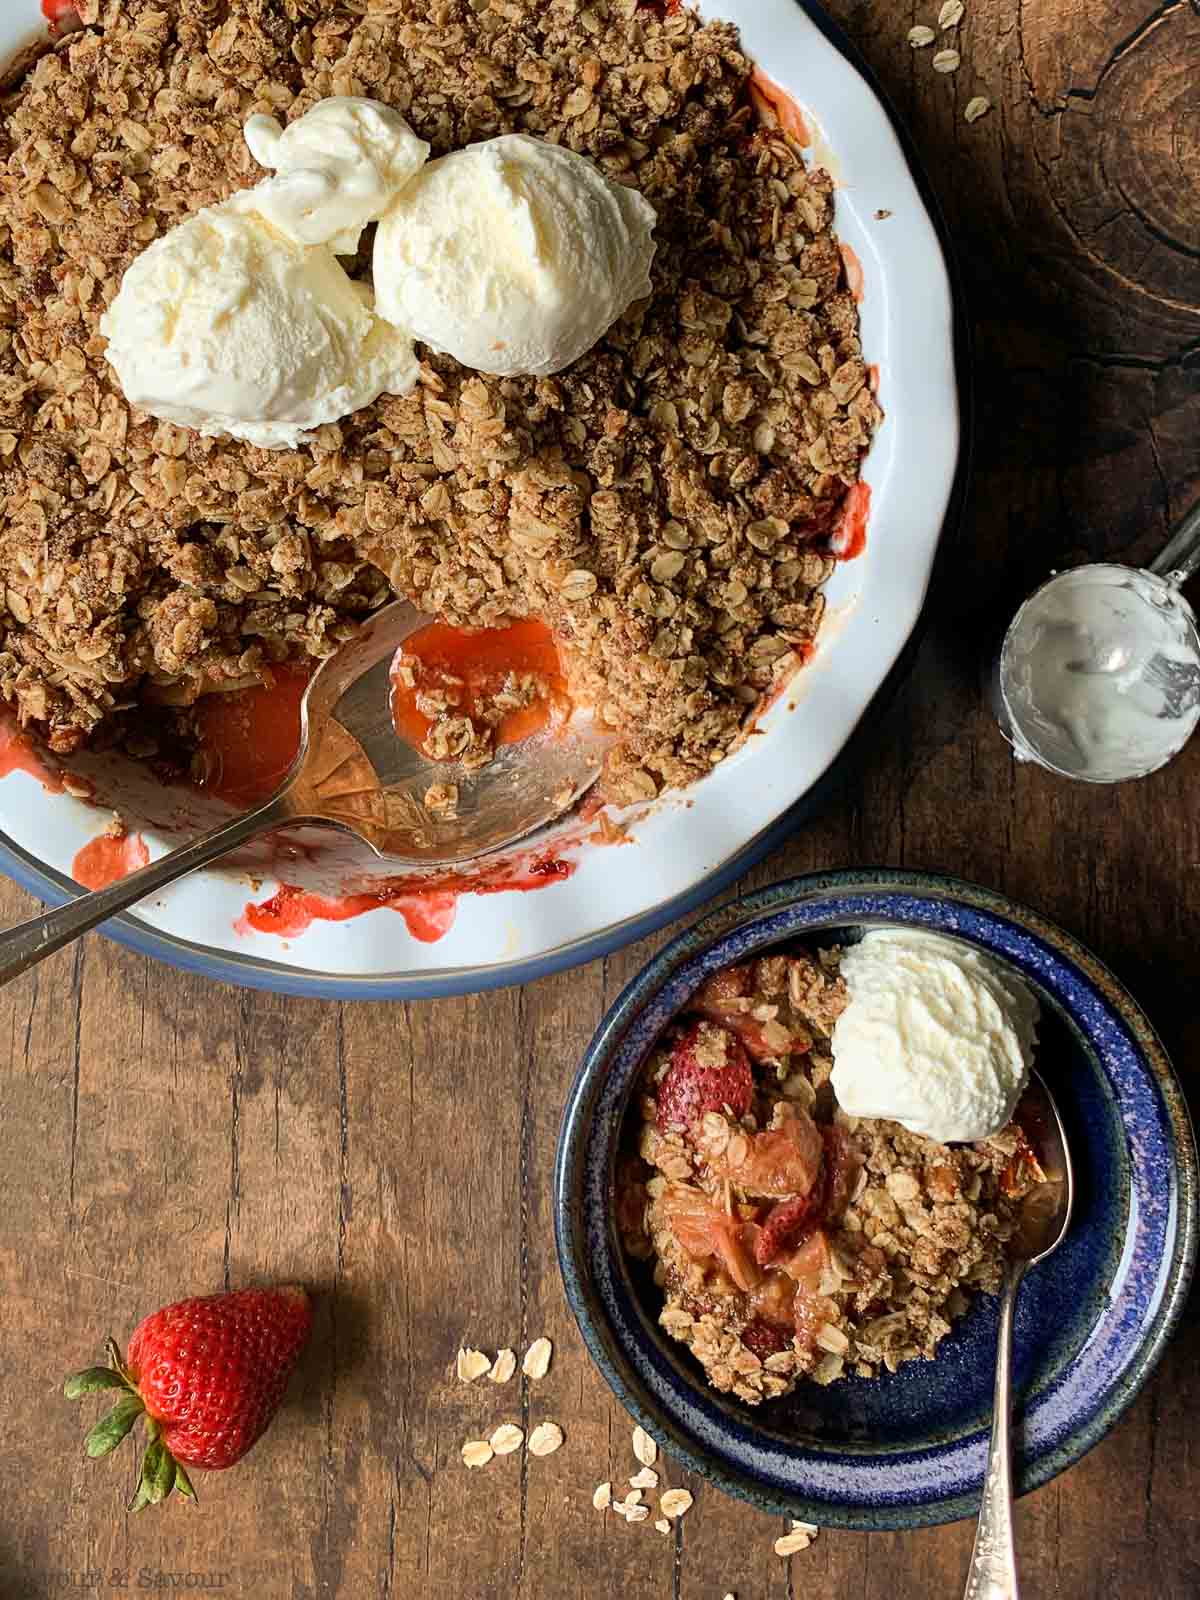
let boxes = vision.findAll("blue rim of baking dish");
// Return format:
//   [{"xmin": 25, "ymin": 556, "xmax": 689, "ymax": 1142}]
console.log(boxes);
[
  {"xmin": 552, "ymin": 868, "xmax": 1199, "ymax": 1528},
  {"xmin": 0, "ymin": 0, "xmax": 973, "ymax": 999}
]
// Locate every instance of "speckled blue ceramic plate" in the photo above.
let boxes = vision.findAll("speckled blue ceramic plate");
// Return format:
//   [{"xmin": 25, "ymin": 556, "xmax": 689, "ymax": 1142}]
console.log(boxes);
[{"xmin": 553, "ymin": 868, "xmax": 1197, "ymax": 1529}]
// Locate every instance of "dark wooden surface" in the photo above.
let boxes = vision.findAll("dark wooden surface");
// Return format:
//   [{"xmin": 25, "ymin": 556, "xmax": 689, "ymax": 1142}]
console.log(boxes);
[{"xmin": 2, "ymin": 0, "xmax": 1199, "ymax": 1595}]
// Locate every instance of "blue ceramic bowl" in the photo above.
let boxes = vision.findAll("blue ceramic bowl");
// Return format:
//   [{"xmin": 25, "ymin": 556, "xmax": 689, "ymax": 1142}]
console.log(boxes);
[{"xmin": 553, "ymin": 868, "xmax": 1197, "ymax": 1529}]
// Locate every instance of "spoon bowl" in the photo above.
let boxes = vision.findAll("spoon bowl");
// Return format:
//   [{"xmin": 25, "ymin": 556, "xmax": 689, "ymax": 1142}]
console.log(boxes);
[
  {"xmin": 291, "ymin": 599, "xmax": 609, "ymax": 862},
  {"xmin": 0, "ymin": 600, "xmax": 609, "ymax": 987},
  {"xmin": 1007, "ymin": 1069, "xmax": 1074, "ymax": 1266}
]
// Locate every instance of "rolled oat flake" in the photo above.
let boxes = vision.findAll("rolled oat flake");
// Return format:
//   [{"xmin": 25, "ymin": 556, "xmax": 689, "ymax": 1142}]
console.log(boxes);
[
  {"xmin": 522, "ymin": 1337, "xmax": 553, "ymax": 1379},
  {"xmin": 456, "ymin": 1347, "xmax": 490, "ymax": 1382},
  {"xmin": 528, "ymin": 1421, "xmax": 564, "ymax": 1457},
  {"xmin": 632, "ymin": 1425, "xmax": 658, "ymax": 1466}
]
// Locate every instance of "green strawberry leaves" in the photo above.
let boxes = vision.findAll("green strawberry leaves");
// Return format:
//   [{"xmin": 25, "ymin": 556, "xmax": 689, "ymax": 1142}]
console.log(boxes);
[
  {"xmin": 66, "ymin": 1341, "xmax": 196, "ymax": 1511},
  {"xmin": 84, "ymin": 1393, "xmax": 145, "ymax": 1458},
  {"xmin": 128, "ymin": 1435, "xmax": 177, "ymax": 1512},
  {"xmin": 63, "ymin": 1366, "xmax": 130, "ymax": 1400}
]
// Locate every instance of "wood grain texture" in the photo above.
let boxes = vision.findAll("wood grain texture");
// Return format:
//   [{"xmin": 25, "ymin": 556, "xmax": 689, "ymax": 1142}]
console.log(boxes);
[{"xmin": 1, "ymin": 0, "xmax": 1198, "ymax": 1594}]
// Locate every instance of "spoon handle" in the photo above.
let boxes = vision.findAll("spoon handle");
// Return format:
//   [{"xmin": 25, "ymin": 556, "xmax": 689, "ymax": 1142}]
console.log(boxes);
[
  {"xmin": 0, "ymin": 795, "xmax": 293, "ymax": 989},
  {"xmin": 963, "ymin": 1262, "xmax": 1026, "ymax": 1600},
  {"xmin": 1147, "ymin": 497, "xmax": 1200, "ymax": 587}
]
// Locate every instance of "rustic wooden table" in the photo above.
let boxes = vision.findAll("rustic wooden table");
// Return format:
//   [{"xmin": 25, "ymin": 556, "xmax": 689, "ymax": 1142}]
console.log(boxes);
[{"xmin": 3, "ymin": 0, "xmax": 1198, "ymax": 1595}]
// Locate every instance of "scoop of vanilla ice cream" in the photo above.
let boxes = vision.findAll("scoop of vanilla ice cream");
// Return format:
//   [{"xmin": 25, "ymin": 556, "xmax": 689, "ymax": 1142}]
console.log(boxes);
[
  {"xmin": 99, "ymin": 202, "xmax": 418, "ymax": 450},
  {"xmin": 243, "ymin": 96, "xmax": 429, "ymax": 254},
  {"xmin": 372, "ymin": 133, "xmax": 656, "ymax": 376},
  {"xmin": 830, "ymin": 929, "xmax": 1039, "ymax": 1144}
]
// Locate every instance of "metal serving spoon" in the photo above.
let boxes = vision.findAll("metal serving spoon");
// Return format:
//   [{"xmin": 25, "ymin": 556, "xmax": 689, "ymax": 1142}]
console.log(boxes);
[
  {"xmin": 963, "ymin": 1068, "xmax": 1074, "ymax": 1600},
  {"xmin": 0, "ymin": 600, "xmax": 608, "ymax": 988}
]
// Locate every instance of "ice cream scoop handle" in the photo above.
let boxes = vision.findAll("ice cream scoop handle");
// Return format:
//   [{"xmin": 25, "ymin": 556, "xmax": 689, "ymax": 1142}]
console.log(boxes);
[
  {"xmin": 1148, "ymin": 497, "xmax": 1200, "ymax": 587},
  {"xmin": 0, "ymin": 794, "xmax": 293, "ymax": 989},
  {"xmin": 963, "ymin": 1260, "xmax": 1026, "ymax": 1600}
]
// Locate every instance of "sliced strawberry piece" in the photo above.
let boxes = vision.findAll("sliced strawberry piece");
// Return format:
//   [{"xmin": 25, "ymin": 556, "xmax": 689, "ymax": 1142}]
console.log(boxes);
[
  {"xmin": 780, "ymin": 1227, "xmax": 832, "ymax": 1289},
  {"xmin": 42, "ymin": 0, "xmax": 82, "ymax": 35},
  {"xmin": 782, "ymin": 1231, "xmax": 835, "ymax": 1356},
  {"xmin": 821, "ymin": 1123, "xmax": 861, "ymax": 1222},
  {"xmin": 693, "ymin": 965, "xmax": 753, "ymax": 1009},
  {"xmin": 655, "ymin": 1019, "xmax": 753, "ymax": 1134},
  {"xmin": 693, "ymin": 965, "xmax": 779, "ymax": 1062},
  {"xmin": 754, "ymin": 1188, "xmax": 823, "ymax": 1266},
  {"xmin": 718, "ymin": 1105, "xmax": 824, "ymax": 1199},
  {"xmin": 662, "ymin": 1185, "xmax": 760, "ymax": 1291},
  {"xmin": 693, "ymin": 961, "xmax": 814, "ymax": 1062},
  {"xmin": 741, "ymin": 1317, "xmax": 793, "ymax": 1362}
]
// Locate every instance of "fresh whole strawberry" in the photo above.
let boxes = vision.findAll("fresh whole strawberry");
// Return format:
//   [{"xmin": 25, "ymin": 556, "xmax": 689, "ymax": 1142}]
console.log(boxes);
[
  {"xmin": 655, "ymin": 1019, "xmax": 754, "ymax": 1134},
  {"xmin": 64, "ymin": 1285, "xmax": 312, "ymax": 1510}
]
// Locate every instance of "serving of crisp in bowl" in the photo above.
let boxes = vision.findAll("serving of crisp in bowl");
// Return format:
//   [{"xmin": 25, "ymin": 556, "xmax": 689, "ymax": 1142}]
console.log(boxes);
[
  {"xmin": 554, "ymin": 869, "xmax": 1197, "ymax": 1527},
  {"xmin": 0, "ymin": 0, "xmax": 960, "ymax": 995}
]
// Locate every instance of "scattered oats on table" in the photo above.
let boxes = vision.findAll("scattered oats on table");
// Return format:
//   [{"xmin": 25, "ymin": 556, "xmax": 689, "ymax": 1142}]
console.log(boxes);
[
  {"xmin": 630, "ymin": 1466, "xmax": 659, "ymax": 1490},
  {"xmin": 659, "ymin": 1488, "xmax": 694, "ymax": 1519},
  {"xmin": 488, "ymin": 1347, "xmax": 516, "ymax": 1383},
  {"xmin": 461, "ymin": 1439, "xmax": 494, "ymax": 1468},
  {"xmin": 933, "ymin": 48, "xmax": 963, "ymax": 71},
  {"xmin": 0, "ymin": 0, "xmax": 880, "ymax": 809},
  {"xmin": 527, "ymin": 1421, "xmax": 564, "ymax": 1457},
  {"xmin": 908, "ymin": 25, "xmax": 937, "ymax": 46},
  {"xmin": 456, "ymin": 1347, "xmax": 490, "ymax": 1383},
  {"xmin": 489, "ymin": 1423, "xmax": 524, "ymax": 1455},
  {"xmin": 632, "ymin": 1425, "xmax": 658, "ymax": 1467},
  {"xmin": 938, "ymin": 0, "xmax": 966, "ymax": 27},
  {"xmin": 964, "ymin": 96, "xmax": 992, "ymax": 123},
  {"xmin": 593, "ymin": 1481, "xmax": 612, "ymax": 1511},
  {"xmin": 522, "ymin": 1337, "xmax": 553, "ymax": 1379},
  {"xmin": 774, "ymin": 1529, "xmax": 814, "ymax": 1556}
]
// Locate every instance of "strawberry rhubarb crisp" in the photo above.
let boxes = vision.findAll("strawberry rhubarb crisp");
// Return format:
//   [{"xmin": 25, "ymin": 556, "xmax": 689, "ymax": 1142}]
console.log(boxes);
[
  {"xmin": 0, "ymin": 0, "xmax": 878, "ymax": 807},
  {"xmin": 618, "ymin": 948, "xmax": 1045, "ymax": 1402}
]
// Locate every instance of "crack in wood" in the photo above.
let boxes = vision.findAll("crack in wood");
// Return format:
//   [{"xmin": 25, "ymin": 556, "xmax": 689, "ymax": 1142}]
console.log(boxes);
[
  {"xmin": 516, "ymin": 984, "xmax": 534, "ymax": 1594},
  {"xmin": 1115, "ymin": 173, "xmax": 1200, "ymax": 264},
  {"xmin": 1021, "ymin": 0, "xmax": 1189, "ymax": 116},
  {"xmin": 67, "ymin": 942, "xmax": 84, "ymax": 1212}
]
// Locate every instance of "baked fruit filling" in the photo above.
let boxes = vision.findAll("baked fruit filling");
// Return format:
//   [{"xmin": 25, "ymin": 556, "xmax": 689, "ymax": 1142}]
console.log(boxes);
[{"xmin": 619, "ymin": 950, "xmax": 1047, "ymax": 1403}]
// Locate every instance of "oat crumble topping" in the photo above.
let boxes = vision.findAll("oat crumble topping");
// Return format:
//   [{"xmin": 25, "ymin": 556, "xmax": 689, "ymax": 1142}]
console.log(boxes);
[
  {"xmin": 619, "ymin": 948, "xmax": 1043, "ymax": 1403},
  {"xmin": 0, "ymin": 0, "xmax": 879, "ymax": 804}
]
